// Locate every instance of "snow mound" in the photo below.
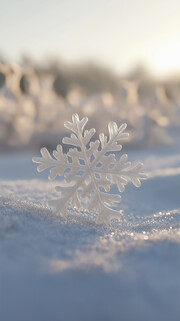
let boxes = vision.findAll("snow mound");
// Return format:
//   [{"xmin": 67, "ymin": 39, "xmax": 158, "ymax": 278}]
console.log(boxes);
[{"xmin": 1, "ymin": 142, "xmax": 180, "ymax": 321}]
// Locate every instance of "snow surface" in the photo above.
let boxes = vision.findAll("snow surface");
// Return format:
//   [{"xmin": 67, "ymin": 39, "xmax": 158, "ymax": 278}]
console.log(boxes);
[{"xmin": 0, "ymin": 130, "xmax": 180, "ymax": 321}]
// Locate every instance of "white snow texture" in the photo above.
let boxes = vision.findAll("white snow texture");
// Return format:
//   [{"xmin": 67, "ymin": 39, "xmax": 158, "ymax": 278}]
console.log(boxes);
[
  {"xmin": 32, "ymin": 114, "xmax": 146, "ymax": 224},
  {"xmin": 1, "ymin": 124, "xmax": 180, "ymax": 321}
]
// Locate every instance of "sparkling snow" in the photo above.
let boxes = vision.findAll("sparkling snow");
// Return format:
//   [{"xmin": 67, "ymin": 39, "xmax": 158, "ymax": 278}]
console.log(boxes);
[{"xmin": 0, "ymin": 129, "xmax": 180, "ymax": 321}]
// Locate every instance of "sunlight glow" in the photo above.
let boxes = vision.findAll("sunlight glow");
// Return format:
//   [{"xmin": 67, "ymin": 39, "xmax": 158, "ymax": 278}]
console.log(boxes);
[{"xmin": 148, "ymin": 36, "xmax": 180, "ymax": 76}]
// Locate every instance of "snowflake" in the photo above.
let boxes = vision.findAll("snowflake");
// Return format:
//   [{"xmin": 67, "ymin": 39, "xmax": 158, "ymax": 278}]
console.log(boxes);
[{"xmin": 32, "ymin": 114, "xmax": 147, "ymax": 225}]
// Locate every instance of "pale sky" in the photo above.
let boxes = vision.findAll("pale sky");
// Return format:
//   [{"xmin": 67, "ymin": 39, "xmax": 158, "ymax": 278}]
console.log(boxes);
[{"xmin": 1, "ymin": 0, "xmax": 180, "ymax": 77}]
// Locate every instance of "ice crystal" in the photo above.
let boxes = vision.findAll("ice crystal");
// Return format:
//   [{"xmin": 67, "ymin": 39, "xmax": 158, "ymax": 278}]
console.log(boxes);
[{"xmin": 32, "ymin": 114, "xmax": 147, "ymax": 225}]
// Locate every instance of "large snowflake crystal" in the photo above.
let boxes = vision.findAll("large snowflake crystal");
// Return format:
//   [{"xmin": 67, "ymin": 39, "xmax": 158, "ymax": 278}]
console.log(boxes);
[{"xmin": 32, "ymin": 114, "xmax": 147, "ymax": 225}]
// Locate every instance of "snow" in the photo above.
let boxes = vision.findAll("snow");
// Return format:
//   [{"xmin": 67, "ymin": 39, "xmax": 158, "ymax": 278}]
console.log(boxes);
[{"xmin": 0, "ymin": 129, "xmax": 180, "ymax": 321}]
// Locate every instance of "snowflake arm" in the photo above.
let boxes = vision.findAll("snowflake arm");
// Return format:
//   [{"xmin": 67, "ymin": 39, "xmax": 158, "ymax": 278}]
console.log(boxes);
[{"xmin": 32, "ymin": 113, "xmax": 147, "ymax": 225}]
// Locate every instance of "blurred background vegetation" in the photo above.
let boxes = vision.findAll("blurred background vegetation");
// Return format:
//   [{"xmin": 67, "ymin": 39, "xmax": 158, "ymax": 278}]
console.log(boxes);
[{"xmin": 0, "ymin": 0, "xmax": 180, "ymax": 153}]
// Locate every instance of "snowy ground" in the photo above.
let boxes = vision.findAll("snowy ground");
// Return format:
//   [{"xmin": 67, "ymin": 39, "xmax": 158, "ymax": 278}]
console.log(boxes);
[{"xmin": 0, "ymin": 128, "xmax": 180, "ymax": 321}]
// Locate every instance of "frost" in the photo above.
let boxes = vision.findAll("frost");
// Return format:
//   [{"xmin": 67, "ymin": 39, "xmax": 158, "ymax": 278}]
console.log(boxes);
[{"xmin": 32, "ymin": 114, "xmax": 147, "ymax": 224}]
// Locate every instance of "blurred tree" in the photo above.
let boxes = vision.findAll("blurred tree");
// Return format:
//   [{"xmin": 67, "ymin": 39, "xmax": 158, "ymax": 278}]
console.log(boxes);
[
  {"xmin": 53, "ymin": 73, "xmax": 69, "ymax": 98},
  {"xmin": 70, "ymin": 63, "xmax": 119, "ymax": 95},
  {"xmin": 20, "ymin": 75, "xmax": 29, "ymax": 94},
  {"xmin": 0, "ymin": 72, "xmax": 5, "ymax": 88}
]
